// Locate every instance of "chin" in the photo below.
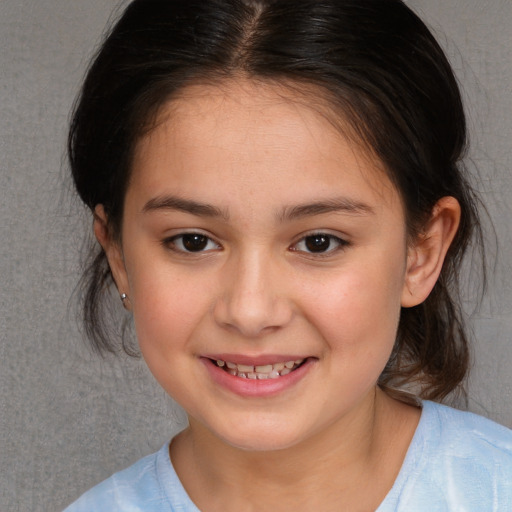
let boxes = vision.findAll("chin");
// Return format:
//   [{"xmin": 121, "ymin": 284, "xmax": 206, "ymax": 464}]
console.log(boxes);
[{"xmin": 210, "ymin": 419, "xmax": 310, "ymax": 453}]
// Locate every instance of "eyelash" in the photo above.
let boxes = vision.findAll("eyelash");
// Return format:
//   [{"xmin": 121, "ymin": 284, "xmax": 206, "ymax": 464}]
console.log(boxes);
[
  {"xmin": 163, "ymin": 232, "xmax": 349, "ymax": 256},
  {"xmin": 163, "ymin": 232, "xmax": 221, "ymax": 254},
  {"xmin": 290, "ymin": 232, "xmax": 349, "ymax": 256}
]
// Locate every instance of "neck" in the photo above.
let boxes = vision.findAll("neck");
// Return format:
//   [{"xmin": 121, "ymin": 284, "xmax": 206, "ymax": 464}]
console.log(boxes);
[{"xmin": 170, "ymin": 389, "xmax": 419, "ymax": 512}]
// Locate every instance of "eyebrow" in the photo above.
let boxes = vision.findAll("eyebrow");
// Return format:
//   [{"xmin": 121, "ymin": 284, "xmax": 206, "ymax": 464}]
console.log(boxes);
[
  {"xmin": 278, "ymin": 197, "xmax": 374, "ymax": 221},
  {"xmin": 142, "ymin": 194, "xmax": 373, "ymax": 222},
  {"xmin": 142, "ymin": 195, "xmax": 229, "ymax": 220}
]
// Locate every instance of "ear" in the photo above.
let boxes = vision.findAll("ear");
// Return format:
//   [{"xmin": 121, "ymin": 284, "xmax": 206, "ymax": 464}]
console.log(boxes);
[
  {"xmin": 401, "ymin": 196, "xmax": 461, "ymax": 308},
  {"xmin": 94, "ymin": 205, "xmax": 130, "ymax": 306}
]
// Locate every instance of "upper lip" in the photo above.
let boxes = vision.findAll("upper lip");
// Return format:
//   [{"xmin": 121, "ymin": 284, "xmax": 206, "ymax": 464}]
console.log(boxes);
[{"xmin": 202, "ymin": 354, "xmax": 310, "ymax": 366}]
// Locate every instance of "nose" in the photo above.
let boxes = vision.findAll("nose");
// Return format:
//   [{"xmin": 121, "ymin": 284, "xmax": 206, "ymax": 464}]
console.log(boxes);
[{"xmin": 213, "ymin": 250, "xmax": 294, "ymax": 338}]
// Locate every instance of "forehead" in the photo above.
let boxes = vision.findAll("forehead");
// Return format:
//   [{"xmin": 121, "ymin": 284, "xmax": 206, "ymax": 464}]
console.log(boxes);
[
  {"xmin": 143, "ymin": 79, "xmax": 373, "ymax": 161},
  {"xmin": 129, "ymin": 79, "xmax": 401, "ymax": 216}
]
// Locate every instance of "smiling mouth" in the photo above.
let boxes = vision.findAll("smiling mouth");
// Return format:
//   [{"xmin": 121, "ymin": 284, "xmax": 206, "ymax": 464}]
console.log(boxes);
[{"xmin": 212, "ymin": 359, "xmax": 306, "ymax": 379}]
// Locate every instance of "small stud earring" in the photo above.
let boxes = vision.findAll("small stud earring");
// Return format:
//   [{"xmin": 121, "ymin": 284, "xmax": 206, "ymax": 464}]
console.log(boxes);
[{"xmin": 120, "ymin": 293, "xmax": 129, "ymax": 309}]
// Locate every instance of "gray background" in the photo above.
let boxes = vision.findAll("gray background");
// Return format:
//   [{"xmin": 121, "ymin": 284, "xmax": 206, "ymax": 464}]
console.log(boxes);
[{"xmin": 1, "ymin": 1, "xmax": 511, "ymax": 510}]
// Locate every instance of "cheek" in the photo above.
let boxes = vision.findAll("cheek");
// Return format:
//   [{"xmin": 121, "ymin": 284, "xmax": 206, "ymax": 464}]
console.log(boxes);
[
  {"xmin": 298, "ymin": 259, "xmax": 404, "ymax": 357},
  {"xmin": 126, "ymin": 262, "xmax": 212, "ymax": 358},
  {"xmin": 127, "ymin": 268, "xmax": 215, "ymax": 405}
]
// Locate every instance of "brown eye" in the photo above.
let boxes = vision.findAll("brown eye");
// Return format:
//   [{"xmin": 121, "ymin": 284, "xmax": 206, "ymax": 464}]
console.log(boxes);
[
  {"xmin": 292, "ymin": 233, "xmax": 348, "ymax": 255},
  {"xmin": 182, "ymin": 234, "xmax": 209, "ymax": 252},
  {"xmin": 304, "ymin": 234, "xmax": 331, "ymax": 253},
  {"xmin": 166, "ymin": 233, "xmax": 220, "ymax": 253}
]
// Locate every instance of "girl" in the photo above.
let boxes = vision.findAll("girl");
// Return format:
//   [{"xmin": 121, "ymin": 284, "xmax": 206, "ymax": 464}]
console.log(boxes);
[{"xmin": 64, "ymin": 0, "xmax": 512, "ymax": 510}]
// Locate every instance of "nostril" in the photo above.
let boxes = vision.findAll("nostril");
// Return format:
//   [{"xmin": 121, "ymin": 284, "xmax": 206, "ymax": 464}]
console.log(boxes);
[
  {"xmin": 212, "ymin": 259, "xmax": 295, "ymax": 337},
  {"xmin": 213, "ymin": 296, "xmax": 292, "ymax": 337}
]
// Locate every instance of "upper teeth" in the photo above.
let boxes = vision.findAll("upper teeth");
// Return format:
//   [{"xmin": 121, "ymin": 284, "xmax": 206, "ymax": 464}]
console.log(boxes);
[{"xmin": 216, "ymin": 359, "xmax": 304, "ymax": 379}]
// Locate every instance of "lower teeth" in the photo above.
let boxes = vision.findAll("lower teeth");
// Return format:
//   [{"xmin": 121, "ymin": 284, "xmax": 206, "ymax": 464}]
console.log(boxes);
[{"xmin": 221, "ymin": 361, "xmax": 302, "ymax": 379}]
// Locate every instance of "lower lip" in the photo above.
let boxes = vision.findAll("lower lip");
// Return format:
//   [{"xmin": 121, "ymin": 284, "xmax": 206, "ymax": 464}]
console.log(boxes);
[{"xmin": 201, "ymin": 358, "xmax": 315, "ymax": 398}]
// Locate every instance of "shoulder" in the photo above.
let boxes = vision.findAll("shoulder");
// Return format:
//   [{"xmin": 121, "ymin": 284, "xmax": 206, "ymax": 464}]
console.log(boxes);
[
  {"xmin": 423, "ymin": 400, "xmax": 512, "ymax": 464},
  {"xmin": 62, "ymin": 442, "xmax": 197, "ymax": 512},
  {"xmin": 386, "ymin": 401, "xmax": 512, "ymax": 511},
  {"xmin": 63, "ymin": 449, "xmax": 162, "ymax": 512}
]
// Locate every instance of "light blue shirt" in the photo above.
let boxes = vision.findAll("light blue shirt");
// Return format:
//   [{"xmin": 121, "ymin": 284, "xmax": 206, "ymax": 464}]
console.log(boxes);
[{"xmin": 64, "ymin": 401, "xmax": 512, "ymax": 511}]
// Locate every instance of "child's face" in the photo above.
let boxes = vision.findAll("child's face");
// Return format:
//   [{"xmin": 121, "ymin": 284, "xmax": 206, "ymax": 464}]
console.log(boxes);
[{"xmin": 114, "ymin": 80, "xmax": 412, "ymax": 451}]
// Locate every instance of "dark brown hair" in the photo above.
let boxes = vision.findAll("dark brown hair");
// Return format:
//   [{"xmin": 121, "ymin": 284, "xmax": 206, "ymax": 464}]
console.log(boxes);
[{"xmin": 69, "ymin": 0, "xmax": 483, "ymax": 401}]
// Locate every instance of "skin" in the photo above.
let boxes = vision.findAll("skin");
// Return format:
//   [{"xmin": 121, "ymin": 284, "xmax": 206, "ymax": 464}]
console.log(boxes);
[{"xmin": 95, "ymin": 80, "xmax": 460, "ymax": 511}]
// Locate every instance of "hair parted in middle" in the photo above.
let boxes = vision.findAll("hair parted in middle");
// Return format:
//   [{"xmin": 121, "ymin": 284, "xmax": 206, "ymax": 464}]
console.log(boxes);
[{"xmin": 69, "ymin": 0, "xmax": 483, "ymax": 402}]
